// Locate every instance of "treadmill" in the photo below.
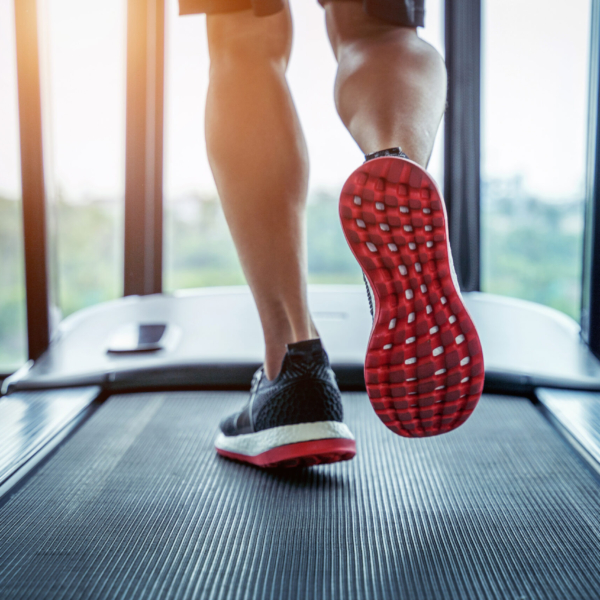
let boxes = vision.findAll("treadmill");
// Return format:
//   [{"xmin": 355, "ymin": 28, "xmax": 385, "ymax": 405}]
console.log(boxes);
[{"xmin": 2, "ymin": 1, "xmax": 600, "ymax": 598}]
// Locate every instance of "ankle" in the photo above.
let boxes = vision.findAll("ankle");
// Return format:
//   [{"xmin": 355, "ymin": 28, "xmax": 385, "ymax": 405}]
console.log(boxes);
[
  {"xmin": 263, "ymin": 326, "xmax": 321, "ymax": 380},
  {"xmin": 292, "ymin": 318, "xmax": 319, "ymax": 345},
  {"xmin": 264, "ymin": 345, "xmax": 287, "ymax": 381}
]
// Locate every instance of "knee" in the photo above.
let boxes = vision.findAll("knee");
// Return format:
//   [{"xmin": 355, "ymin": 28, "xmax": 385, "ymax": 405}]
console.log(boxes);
[{"xmin": 207, "ymin": 7, "xmax": 293, "ymax": 70}]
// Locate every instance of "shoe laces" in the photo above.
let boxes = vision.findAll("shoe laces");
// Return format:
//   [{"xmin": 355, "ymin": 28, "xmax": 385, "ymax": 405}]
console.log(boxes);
[{"xmin": 363, "ymin": 273, "xmax": 374, "ymax": 320}]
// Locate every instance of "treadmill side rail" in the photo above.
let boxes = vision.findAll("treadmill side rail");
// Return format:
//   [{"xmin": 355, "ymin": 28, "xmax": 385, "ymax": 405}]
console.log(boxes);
[
  {"xmin": 0, "ymin": 387, "xmax": 100, "ymax": 495},
  {"xmin": 537, "ymin": 387, "xmax": 600, "ymax": 474}
]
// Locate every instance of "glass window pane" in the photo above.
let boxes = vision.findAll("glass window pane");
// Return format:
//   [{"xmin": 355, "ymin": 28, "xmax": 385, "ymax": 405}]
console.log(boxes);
[
  {"xmin": 38, "ymin": 0, "xmax": 126, "ymax": 319},
  {"xmin": 163, "ymin": 0, "xmax": 444, "ymax": 291},
  {"xmin": 481, "ymin": 0, "xmax": 591, "ymax": 319},
  {"xmin": 0, "ymin": 0, "xmax": 26, "ymax": 372},
  {"xmin": 163, "ymin": 1, "xmax": 243, "ymax": 290}
]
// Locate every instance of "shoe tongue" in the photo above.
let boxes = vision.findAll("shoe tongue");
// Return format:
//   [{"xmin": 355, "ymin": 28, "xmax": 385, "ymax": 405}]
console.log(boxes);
[{"xmin": 286, "ymin": 338, "xmax": 323, "ymax": 359}]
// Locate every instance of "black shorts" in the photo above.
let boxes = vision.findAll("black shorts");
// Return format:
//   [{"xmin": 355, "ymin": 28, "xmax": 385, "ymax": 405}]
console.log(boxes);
[{"xmin": 179, "ymin": 0, "xmax": 425, "ymax": 28}]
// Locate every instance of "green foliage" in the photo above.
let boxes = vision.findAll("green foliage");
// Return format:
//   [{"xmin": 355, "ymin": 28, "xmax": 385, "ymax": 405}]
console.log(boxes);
[
  {"xmin": 52, "ymin": 198, "xmax": 122, "ymax": 317},
  {"xmin": 481, "ymin": 184, "xmax": 584, "ymax": 320},
  {"xmin": 0, "ymin": 195, "xmax": 121, "ymax": 372},
  {"xmin": 164, "ymin": 195, "xmax": 246, "ymax": 291},
  {"xmin": 0, "ymin": 199, "xmax": 26, "ymax": 370},
  {"xmin": 163, "ymin": 190, "xmax": 364, "ymax": 291},
  {"xmin": 0, "ymin": 182, "xmax": 586, "ymax": 373},
  {"xmin": 306, "ymin": 191, "xmax": 363, "ymax": 284}
]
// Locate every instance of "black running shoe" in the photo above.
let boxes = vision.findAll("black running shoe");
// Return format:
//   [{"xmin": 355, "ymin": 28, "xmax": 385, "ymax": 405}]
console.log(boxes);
[{"xmin": 215, "ymin": 339, "xmax": 356, "ymax": 468}]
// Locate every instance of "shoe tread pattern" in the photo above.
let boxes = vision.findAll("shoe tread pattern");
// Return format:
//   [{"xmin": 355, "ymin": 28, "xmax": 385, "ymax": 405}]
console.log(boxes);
[{"xmin": 339, "ymin": 157, "xmax": 485, "ymax": 437}]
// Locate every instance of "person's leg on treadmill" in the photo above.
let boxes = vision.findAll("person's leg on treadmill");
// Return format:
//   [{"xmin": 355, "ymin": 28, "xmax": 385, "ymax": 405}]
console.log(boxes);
[
  {"xmin": 207, "ymin": 3, "xmax": 356, "ymax": 467},
  {"xmin": 326, "ymin": 1, "xmax": 485, "ymax": 437},
  {"xmin": 325, "ymin": 2, "xmax": 446, "ymax": 166},
  {"xmin": 206, "ymin": 4, "xmax": 315, "ymax": 381}
]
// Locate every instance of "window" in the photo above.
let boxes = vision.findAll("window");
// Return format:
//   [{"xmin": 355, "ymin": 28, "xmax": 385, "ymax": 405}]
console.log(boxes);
[
  {"xmin": 38, "ymin": 0, "xmax": 126, "ymax": 318},
  {"xmin": 481, "ymin": 0, "xmax": 591, "ymax": 319},
  {"xmin": 0, "ymin": 0, "xmax": 26, "ymax": 372},
  {"xmin": 163, "ymin": 0, "xmax": 445, "ymax": 291},
  {"xmin": 163, "ymin": 0, "xmax": 244, "ymax": 291}
]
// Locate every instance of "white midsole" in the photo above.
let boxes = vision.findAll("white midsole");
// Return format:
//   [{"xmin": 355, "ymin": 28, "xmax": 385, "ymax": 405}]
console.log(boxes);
[{"xmin": 215, "ymin": 421, "xmax": 355, "ymax": 457}]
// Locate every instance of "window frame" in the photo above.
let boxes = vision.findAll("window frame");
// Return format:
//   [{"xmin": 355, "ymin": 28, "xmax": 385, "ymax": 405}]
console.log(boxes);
[
  {"xmin": 12, "ymin": 0, "xmax": 600, "ymax": 364},
  {"xmin": 582, "ymin": 0, "xmax": 600, "ymax": 359}
]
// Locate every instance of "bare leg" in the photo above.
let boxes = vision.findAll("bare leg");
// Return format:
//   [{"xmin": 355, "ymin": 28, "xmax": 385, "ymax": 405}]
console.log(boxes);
[
  {"xmin": 325, "ymin": 3, "xmax": 447, "ymax": 167},
  {"xmin": 206, "ymin": 4, "xmax": 316, "ymax": 380}
]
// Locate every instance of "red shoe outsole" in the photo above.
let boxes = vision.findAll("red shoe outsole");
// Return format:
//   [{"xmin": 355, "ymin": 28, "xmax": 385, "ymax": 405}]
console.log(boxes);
[
  {"xmin": 216, "ymin": 438, "xmax": 357, "ymax": 469},
  {"xmin": 339, "ymin": 157, "xmax": 485, "ymax": 438}
]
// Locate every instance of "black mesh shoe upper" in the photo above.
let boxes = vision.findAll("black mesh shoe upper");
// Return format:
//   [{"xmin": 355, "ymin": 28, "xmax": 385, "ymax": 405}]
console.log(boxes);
[{"xmin": 219, "ymin": 339, "xmax": 344, "ymax": 437}]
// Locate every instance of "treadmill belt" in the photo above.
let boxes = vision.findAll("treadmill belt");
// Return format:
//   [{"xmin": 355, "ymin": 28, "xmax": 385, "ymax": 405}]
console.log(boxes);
[{"xmin": 1, "ymin": 392, "xmax": 599, "ymax": 599}]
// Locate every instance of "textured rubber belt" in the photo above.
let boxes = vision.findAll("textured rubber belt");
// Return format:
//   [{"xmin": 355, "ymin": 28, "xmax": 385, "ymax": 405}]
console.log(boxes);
[{"xmin": 1, "ymin": 392, "xmax": 600, "ymax": 599}]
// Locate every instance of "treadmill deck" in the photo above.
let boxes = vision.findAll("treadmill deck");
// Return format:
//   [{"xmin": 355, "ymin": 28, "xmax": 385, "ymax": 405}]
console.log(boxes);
[{"xmin": 1, "ymin": 392, "xmax": 599, "ymax": 599}]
